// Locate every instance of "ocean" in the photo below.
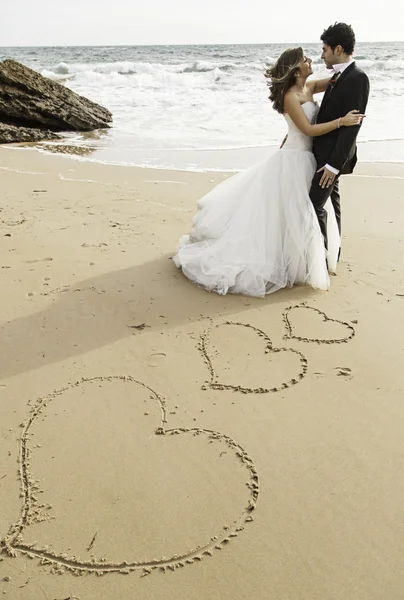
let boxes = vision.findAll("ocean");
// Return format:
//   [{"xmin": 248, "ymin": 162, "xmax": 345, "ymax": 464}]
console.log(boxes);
[{"xmin": 1, "ymin": 42, "xmax": 404, "ymax": 171}]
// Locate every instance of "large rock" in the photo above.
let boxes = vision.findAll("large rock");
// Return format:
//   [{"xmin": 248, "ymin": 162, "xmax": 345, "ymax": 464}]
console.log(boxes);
[
  {"xmin": 0, "ymin": 122, "xmax": 59, "ymax": 144},
  {"xmin": 0, "ymin": 60, "xmax": 112, "ymax": 140}
]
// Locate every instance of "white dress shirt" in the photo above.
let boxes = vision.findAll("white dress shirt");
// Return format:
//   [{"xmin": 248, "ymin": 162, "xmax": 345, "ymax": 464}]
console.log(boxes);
[{"xmin": 325, "ymin": 59, "xmax": 355, "ymax": 175}]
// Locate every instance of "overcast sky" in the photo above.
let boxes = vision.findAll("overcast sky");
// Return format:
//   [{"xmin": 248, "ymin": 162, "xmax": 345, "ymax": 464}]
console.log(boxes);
[{"xmin": 1, "ymin": 0, "xmax": 401, "ymax": 46}]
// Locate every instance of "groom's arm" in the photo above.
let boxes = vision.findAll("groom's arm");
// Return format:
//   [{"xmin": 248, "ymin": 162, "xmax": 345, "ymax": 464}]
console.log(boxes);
[{"xmin": 326, "ymin": 73, "xmax": 370, "ymax": 171}]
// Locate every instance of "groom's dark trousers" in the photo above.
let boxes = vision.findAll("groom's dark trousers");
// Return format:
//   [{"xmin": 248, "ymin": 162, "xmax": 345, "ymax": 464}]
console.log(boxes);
[{"xmin": 310, "ymin": 62, "xmax": 370, "ymax": 252}]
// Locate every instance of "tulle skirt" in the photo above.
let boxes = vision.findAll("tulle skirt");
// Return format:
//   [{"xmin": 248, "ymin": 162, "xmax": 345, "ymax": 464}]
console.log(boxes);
[{"xmin": 173, "ymin": 149, "xmax": 340, "ymax": 298}]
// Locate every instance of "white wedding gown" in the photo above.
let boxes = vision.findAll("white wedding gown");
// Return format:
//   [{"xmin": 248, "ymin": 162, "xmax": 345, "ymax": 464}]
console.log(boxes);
[{"xmin": 173, "ymin": 102, "xmax": 340, "ymax": 298}]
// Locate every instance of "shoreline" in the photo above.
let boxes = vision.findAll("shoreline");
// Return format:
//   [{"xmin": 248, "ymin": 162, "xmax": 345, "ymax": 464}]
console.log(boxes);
[
  {"xmin": 3, "ymin": 142, "xmax": 404, "ymax": 178},
  {"xmin": 3, "ymin": 40, "xmax": 404, "ymax": 179}
]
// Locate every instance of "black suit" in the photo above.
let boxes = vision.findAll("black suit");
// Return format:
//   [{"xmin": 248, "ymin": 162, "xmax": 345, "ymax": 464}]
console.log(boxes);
[{"xmin": 310, "ymin": 62, "xmax": 370, "ymax": 250}]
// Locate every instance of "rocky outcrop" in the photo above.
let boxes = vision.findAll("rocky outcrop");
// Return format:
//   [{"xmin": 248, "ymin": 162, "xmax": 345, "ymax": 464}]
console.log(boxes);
[
  {"xmin": 0, "ymin": 59, "xmax": 112, "ymax": 143},
  {"xmin": 0, "ymin": 122, "xmax": 59, "ymax": 144}
]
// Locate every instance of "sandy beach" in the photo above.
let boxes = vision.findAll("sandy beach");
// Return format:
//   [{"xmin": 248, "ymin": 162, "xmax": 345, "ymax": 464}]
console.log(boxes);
[{"xmin": 1, "ymin": 146, "xmax": 404, "ymax": 600}]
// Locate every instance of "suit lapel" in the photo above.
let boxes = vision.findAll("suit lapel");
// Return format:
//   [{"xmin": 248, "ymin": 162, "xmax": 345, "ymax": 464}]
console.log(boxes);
[{"xmin": 318, "ymin": 62, "xmax": 356, "ymax": 115}]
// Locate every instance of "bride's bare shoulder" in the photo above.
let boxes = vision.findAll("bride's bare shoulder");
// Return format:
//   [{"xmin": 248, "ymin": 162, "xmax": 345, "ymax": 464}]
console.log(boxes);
[
  {"xmin": 284, "ymin": 87, "xmax": 298, "ymax": 101},
  {"xmin": 284, "ymin": 90, "xmax": 302, "ymax": 111}
]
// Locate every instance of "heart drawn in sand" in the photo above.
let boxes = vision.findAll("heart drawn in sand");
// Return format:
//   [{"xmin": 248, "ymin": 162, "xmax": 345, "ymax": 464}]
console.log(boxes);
[
  {"xmin": 282, "ymin": 304, "xmax": 356, "ymax": 344},
  {"xmin": 1, "ymin": 376, "xmax": 258, "ymax": 577},
  {"xmin": 199, "ymin": 321, "xmax": 308, "ymax": 394}
]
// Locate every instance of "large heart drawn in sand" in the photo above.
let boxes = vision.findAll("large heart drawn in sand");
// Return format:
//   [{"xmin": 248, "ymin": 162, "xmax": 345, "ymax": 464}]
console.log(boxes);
[
  {"xmin": 282, "ymin": 304, "xmax": 356, "ymax": 344},
  {"xmin": 1, "ymin": 377, "xmax": 258, "ymax": 576},
  {"xmin": 199, "ymin": 321, "xmax": 308, "ymax": 394}
]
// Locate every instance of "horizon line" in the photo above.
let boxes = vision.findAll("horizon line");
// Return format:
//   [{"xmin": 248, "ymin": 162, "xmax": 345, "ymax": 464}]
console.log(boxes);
[{"xmin": 1, "ymin": 40, "xmax": 403, "ymax": 49}]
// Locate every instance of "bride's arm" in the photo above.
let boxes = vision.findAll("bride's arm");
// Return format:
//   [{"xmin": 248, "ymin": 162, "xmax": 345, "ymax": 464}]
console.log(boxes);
[
  {"xmin": 283, "ymin": 93, "xmax": 363, "ymax": 137},
  {"xmin": 307, "ymin": 78, "xmax": 331, "ymax": 95}
]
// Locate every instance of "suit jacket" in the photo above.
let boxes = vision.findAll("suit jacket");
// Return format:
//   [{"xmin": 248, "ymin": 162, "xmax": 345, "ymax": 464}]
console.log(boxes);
[{"xmin": 313, "ymin": 62, "xmax": 370, "ymax": 174}]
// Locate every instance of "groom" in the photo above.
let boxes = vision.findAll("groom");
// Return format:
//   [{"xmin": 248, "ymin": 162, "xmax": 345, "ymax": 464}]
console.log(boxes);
[{"xmin": 310, "ymin": 22, "xmax": 370, "ymax": 257}]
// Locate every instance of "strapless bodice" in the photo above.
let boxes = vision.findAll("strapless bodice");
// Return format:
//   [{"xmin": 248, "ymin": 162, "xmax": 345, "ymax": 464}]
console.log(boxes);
[{"xmin": 283, "ymin": 101, "xmax": 319, "ymax": 152}]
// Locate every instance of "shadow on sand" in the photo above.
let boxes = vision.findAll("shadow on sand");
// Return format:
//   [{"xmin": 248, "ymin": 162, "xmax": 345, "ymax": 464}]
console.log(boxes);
[{"xmin": 1, "ymin": 255, "xmax": 318, "ymax": 380}]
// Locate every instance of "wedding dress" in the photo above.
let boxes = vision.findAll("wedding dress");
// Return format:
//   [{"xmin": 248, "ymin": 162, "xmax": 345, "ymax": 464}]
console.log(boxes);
[{"xmin": 173, "ymin": 102, "xmax": 340, "ymax": 298}]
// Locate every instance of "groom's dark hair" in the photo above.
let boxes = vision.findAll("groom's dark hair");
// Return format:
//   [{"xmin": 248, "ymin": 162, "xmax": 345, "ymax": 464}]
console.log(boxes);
[{"xmin": 321, "ymin": 22, "xmax": 356, "ymax": 55}]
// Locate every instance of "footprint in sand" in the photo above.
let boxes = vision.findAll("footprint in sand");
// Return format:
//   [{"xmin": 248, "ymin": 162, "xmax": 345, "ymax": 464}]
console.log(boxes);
[
  {"xmin": 199, "ymin": 322, "xmax": 308, "ymax": 394},
  {"xmin": 2, "ymin": 376, "xmax": 258, "ymax": 577},
  {"xmin": 40, "ymin": 285, "xmax": 105, "ymax": 298},
  {"xmin": 0, "ymin": 217, "xmax": 27, "ymax": 227}
]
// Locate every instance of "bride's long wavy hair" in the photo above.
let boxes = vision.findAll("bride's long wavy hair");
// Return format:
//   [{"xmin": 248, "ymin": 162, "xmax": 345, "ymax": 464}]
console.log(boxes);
[{"xmin": 264, "ymin": 47, "xmax": 304, "ymax": 114}]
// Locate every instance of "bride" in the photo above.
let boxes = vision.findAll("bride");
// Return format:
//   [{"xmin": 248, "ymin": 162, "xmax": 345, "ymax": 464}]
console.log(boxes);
[{"xmin": 173, "ymin": 47, "xmax": 364, "ymax": 298}]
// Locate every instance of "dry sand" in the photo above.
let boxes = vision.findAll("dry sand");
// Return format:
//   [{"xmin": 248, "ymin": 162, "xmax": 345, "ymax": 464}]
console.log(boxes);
[{"xmin": 1, "ymin": 146, "xmax": 404, "ymax": 600}]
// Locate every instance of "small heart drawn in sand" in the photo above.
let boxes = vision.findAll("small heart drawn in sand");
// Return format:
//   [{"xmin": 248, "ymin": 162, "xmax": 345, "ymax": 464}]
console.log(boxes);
[
  {"xmin": 199, "ymin": 322, "xmax": 308, "ymax": 394},
  {"xmin": 1, "ymin": 376, "xmax": 258, "ymax": 577},
  {"xmin": 282, "ymin": 304, "xmax": 356, "ymax": 344}
]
